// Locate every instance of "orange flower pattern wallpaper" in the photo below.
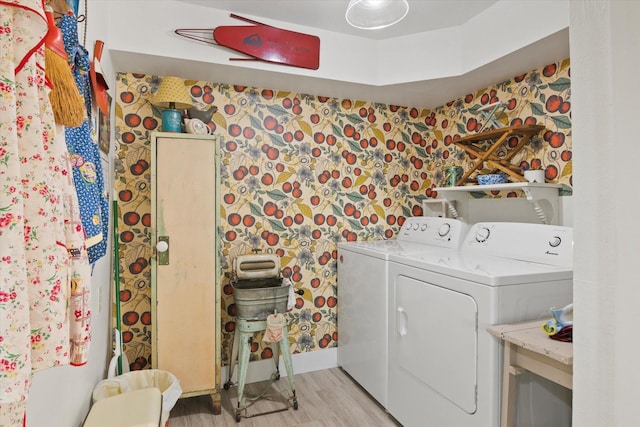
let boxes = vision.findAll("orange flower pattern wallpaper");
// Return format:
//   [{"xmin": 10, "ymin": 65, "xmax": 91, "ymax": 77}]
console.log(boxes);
[{"xmin": 113, "ymin": 58, "xmax": 572, "ymax": 370}]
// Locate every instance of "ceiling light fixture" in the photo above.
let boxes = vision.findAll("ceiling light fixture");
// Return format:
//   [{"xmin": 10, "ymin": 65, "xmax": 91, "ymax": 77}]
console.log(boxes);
[{"xmin": 345, "ymin": 0, "xmax": 409, "ymax": 30}]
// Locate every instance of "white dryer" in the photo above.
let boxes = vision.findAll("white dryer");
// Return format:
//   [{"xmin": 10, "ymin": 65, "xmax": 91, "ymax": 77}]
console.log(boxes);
[
  {"xmin": 387, "ymin": 222, "xmax": 573, "ymax": 427},
  {"xmin": 337, "ymin": 216, "xmax": 469, "ymax": 408}
]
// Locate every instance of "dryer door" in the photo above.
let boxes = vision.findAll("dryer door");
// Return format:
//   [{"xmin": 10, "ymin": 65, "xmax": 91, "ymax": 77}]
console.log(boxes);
[{"xmin": 394, "ymin": 275, "xmax": 478, "ymax": 413}]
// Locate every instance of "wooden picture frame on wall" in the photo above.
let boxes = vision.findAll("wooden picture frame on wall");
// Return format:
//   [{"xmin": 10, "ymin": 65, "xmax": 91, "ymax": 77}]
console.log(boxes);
[{"xmin": 98, "ymin": 93, "xmax": 112, "ymax": 156}]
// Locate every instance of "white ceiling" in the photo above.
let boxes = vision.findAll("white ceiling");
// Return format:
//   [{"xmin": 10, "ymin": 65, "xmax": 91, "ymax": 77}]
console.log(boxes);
[{"xmin": 176, "ymin": 0, "xmax": 500, "ymax": 40}]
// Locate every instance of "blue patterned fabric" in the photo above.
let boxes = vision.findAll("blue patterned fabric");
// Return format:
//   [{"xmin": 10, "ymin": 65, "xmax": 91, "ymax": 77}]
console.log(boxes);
[{"xmin": 59, "ymin": 14, "xmax": 108, "ymax": 265}]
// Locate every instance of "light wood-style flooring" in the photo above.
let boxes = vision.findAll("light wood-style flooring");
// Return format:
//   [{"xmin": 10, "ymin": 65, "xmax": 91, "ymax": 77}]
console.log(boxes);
[{"xmin": 169, "ymin": 368, "xmax": 401, "ymax": 426}]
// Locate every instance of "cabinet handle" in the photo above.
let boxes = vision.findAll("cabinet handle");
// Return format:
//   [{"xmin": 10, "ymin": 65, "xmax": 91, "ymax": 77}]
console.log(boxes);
[{"xmin": 157, "ymin": 236, "xmax": 169, "ymax": 265}]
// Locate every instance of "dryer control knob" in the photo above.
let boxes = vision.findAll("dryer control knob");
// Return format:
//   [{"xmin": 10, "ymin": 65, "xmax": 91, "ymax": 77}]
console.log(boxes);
[
  {"xmin": 420, "ymin": 224, "xmax": 428, "ymax": 231},
  {"xmin": 438, "ymin": 223, "xmax": 451, "ymax": 237},
  {"xmin": 549, "ymin": 236, "xmax": 562, "ymax": 247},
  {"xmin": 475, "ymin": 227, "xmax": 491, "ymax": 243},
  {"xmin": 412, "ymin": 223, "xmax": 420, "ymax": 231}
]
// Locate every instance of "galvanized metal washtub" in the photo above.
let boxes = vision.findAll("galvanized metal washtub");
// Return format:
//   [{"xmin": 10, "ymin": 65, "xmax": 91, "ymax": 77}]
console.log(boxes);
[{"xmin": 231, "ymin": 254, "xmax": 288, "ymax": 320}]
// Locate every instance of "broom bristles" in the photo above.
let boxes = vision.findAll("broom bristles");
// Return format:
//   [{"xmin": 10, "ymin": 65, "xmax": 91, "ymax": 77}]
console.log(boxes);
[{"xmin": 45, "ymin": 47, "xmax": 86, "ymax": 128}]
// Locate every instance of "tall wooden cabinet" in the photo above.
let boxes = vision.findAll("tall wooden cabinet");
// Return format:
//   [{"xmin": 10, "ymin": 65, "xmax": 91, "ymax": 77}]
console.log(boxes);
[{"xmin": 150, "ymin": 132, "xmax": 221, "ymax": 414}]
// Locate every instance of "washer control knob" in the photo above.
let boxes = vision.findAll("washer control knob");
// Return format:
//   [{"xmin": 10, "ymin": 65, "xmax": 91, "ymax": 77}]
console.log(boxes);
[
  {"xmin": 549, "ymin": 236, "xmax": 562, "ymax": 247},
  {"xmin": 413, "ymin": 223, "xmax": 420, "ymax": 231},
  {"xmin": 420, "ymin": 224, "xmax": 428, "ymax": 231},
  {"xmin": 475, "ymin": 227, "xmax": 491, "ymax": 243},
  {"xmin": 438, "ymin": 223, "xmax": 451, "ymax": 237}
]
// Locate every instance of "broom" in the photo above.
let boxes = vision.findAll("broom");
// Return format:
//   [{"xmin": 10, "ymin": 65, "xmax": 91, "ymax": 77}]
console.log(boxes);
[
  {"xmin": 44, "ymin": 6, "xmax": 85, "ymax": 127},
  {"xmin": 109, "ymin": 199, "xmax": 130, "ymax": 377}
]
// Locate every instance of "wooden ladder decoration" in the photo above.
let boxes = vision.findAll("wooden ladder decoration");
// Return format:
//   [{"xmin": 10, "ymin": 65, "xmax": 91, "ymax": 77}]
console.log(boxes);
[{"xmin": 453, "ymin": 124, "xmax": 545, "ymax": 185}]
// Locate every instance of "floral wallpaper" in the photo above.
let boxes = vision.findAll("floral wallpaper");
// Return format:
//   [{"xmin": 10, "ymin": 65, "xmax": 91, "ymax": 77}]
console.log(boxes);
[{"xmin": 113, "ymin": 58, "xmax": 572, "ymax": 371}]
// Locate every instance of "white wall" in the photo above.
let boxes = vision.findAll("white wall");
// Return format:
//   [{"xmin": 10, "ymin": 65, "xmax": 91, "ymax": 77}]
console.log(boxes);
[
  {"xmin": 103, "ymin": 0, "xmax": 567, "ymax": 88},
  {"xmin": 378, "ymin": 0, "xmax": 569, "ymax": 85},
  {"xmin": 569, "ymin": 1, "xmax": 640, "ymax": 425},
  {"xmin": 104, "ymin": 0, "xmax": 373, "ymax": 84},
  {"xmin": 103, "ymin": 0, "xmax": 569, "ymax": 109},
  {"xmin": 25, "ymin": 1, "xmax": 115, "ymax": 426}
]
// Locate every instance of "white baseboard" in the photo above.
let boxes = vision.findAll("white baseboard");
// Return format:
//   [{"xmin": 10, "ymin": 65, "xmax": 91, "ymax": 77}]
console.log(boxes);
[{"xmin": 222, "ymin": 347, "xmax": 337, "ymax": 385}]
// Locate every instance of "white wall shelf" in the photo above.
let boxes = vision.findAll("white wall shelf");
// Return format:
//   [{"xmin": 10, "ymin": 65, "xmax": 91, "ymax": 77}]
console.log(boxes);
[{"xmin": 433, "ymin": 182, "xmax": 562, "ymax": 225}]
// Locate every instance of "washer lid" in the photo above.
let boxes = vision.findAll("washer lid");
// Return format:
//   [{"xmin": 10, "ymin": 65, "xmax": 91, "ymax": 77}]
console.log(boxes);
[{"xmin": 338, "ymin": 239, "xmax": 444, "ymax": 259}]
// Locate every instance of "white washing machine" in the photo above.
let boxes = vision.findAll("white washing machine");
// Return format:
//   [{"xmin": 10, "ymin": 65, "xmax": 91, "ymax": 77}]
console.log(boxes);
[
  {"xmin": 337, "ymin": 216, "xmax": 469, "ymax": 408},
  {"xmin": 387, "ymin": 222, "xmax": 574, "ymax": 427}
]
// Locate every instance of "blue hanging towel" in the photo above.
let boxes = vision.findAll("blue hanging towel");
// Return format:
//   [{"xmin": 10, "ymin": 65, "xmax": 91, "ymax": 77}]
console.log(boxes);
[{"xmin": 58, "ymin": 13, "xmax": 109, "ymax": 265}]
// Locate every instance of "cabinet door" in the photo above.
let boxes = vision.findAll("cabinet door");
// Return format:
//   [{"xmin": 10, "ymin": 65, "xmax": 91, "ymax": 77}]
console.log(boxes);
[{"xmin": 152, "ymin": 133, "xmax": 218, "ymax": 394}]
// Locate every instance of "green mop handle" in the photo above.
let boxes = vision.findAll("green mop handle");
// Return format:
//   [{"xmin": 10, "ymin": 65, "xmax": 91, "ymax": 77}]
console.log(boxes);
[{"xmin": 113, "ymin": 200, "xmax": 123, "ymax": 375}]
